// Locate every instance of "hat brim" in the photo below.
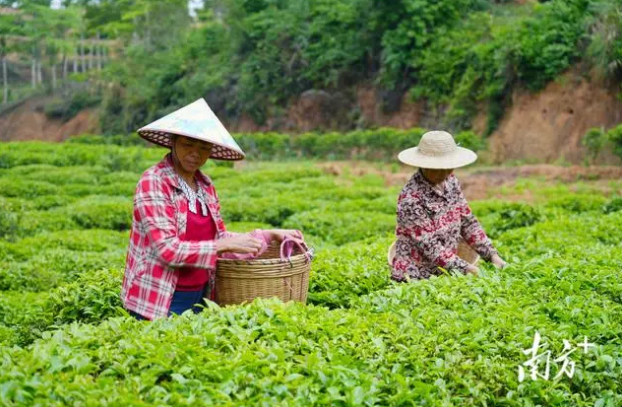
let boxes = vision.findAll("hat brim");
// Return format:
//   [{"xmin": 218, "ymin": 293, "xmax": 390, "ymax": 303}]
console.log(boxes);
[
  {"xmin": 397, "ymin": 146, "xmax": 477, "ymax": 169},
  {"xmin": 137, "ymin": 128, "xmax": 245, "ymax": 161}
]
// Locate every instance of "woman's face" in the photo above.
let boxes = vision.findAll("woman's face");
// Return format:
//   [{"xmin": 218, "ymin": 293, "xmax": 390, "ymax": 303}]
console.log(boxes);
[
  {"xmin": 173, "ymin": 135, "xmax": 213, "ymax": 174},
  {"xmin": 421, "ymin": 168, "xmax": 453, "ymax": 185}
]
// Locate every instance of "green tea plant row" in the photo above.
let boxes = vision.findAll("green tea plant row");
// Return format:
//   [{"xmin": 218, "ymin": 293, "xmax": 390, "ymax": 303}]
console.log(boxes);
[
  {"xmin": 2, "ymin": 141, "xmax": 622, "ymax": 406},
  {"xmin": 2, "ymin": 227, "xmax": 622, "ymax": 405},
  {"xmin": 69, "ymin": 128, "xmax": 487, "ymax": 161}
]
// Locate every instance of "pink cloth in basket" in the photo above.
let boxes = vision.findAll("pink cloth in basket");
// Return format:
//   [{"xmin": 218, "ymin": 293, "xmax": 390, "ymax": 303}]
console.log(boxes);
[
  {"xmin": 218, "ymin": 229, "xmax": 272, "ymax": 260},
  {"xmin": 218, "ymin": 230, "xmax": 308, "ymax": 261},
  {"xmin": 280, "ymin": 235, "xmax": 311, "ymax": 262}
]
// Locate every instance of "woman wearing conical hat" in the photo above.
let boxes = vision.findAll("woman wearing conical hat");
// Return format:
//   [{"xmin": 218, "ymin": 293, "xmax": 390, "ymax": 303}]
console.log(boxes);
[
  {"xmin": 391, "ymin": 130, "xmax": 506, "ymax": 281},
  {"xmin": 121, "ymin": 98, "xmax": 301, "ymax": 320}
]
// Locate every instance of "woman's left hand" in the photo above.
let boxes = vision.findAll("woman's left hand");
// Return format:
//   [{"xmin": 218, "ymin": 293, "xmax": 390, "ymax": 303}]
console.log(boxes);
[
  {"xmin": 491, "ymin": 254, "xmax": 507, "ymax": 269},
  {"xmin": 267, "ymin": 229, "xmax": 303, "ymax": 242}
]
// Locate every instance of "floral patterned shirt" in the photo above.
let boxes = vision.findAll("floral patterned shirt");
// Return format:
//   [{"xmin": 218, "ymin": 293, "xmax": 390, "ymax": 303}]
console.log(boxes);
[{"xmin": 392, "ymin": 170, "xmax": 498, "ymax": 281}]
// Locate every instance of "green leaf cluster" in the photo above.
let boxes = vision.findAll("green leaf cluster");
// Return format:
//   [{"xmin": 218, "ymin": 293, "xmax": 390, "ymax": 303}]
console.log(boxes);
[{"xmin": 1, "ymin": 140, "xmax": 622, "ymax": 405}]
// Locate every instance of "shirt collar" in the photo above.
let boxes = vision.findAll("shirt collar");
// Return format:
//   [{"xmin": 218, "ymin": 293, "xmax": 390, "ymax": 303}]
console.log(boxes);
[
  {"xmin": 157, "ymin": 153, "xmax": 213, "ymax": 190},
  {"xmin": 414, "ymin": 169, "xmax": 448, "ymax": 197}
]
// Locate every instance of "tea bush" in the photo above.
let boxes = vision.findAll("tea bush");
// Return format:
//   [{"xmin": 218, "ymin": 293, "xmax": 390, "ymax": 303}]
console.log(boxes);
[
  {"xmin": 0, "ymin": 291, "xmax": 51, "ymax": 347},
  {"xmin": 602, "ymin": 196, "xmax": 622, "ymax": 214},
  {"xmin": 45, "ymin": 268, "xmax": 125, "ymax": 325},
  {"xmin": 16, "ymin": 210, "xmax": 79, "ymax": 237},
  {"xmin": 223, "ymin": 195, "xmax": 317, "ymax": 226},
  {"xmin": 309, "ymin": 237, "xmax": 394, "ymax": 308},
  {"xmin": 236, "ymin": 128, "xmax": 484, "ymax": 161},
  {"xmin": 0, "ymin": 249, "xmax": 125, "ymax": 292},
  {"xmin": 0, "ymin": 179, "xmax": 59, "ymax": 199},
  {"xmin": 0, "ymin": 142, "xmax": 164, "ymax": 172},
  {"xmin": 282, "ymin": 210, "xmax": 395, "ymax": 246},
  {"xmin": 0, "ymin": 209, "xmax": 18, "ymax": 242},
  {"xmin": 6, "ymin": 164, "xmax": 107, "ymax": 185},
  {"xmin": 470, "ymin": 201, "xmax": 542, "ymax": 238},
  {"xmin": 546, "ymin": 195, "xmax": 609, "ymax": 213},
  {"xmin": 72, "ymin": 128, "xmax": 485, "ymax": 162},
  {"xmin": 1, "ymin": 140, "xmax": 621, "ymax": 405},
  {"xmin": 30, "ymin": 195, "xmax": 77, "ymax": 211},
  {"xmin": 67, "ymin": 196, "xmax": 133, "ymax": 231}
]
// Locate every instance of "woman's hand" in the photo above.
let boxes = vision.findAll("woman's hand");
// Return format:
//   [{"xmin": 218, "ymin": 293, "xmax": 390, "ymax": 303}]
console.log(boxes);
[
  {"xmin": 267, "ymin": 229, "xmax": 303, "ymax": 242},
  {"xmin": 466, "ymin": 264, "xmax": 480, "ymax": 276},
  {"xmin": 215, "ymin": 235, "xmax": 263, "ymax": 254},
  {"xmin": 491, "ymin": 254, "xmax": 507, "ymax": 270}
]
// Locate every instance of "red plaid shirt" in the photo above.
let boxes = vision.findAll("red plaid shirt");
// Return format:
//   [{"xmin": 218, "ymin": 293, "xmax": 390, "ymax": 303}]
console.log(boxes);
[{"xmin": 121, "ymin": 153, "xmax": 235, "ymax": 320}]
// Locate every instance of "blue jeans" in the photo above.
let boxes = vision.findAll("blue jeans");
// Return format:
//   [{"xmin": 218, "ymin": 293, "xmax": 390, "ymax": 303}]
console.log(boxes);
[{"xmin": 129, "ymin": 289, "xmax": 206, "ymax": 320}]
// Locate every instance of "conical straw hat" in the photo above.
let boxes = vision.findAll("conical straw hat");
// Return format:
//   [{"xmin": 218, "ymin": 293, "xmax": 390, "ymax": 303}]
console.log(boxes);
[
  {"xmin": 397, "ymin": 130, "xmax": 476, "ymax": 169},
  {"xmin": 137, "ymin": 98, "xmax": 245, "ymax": 161}
]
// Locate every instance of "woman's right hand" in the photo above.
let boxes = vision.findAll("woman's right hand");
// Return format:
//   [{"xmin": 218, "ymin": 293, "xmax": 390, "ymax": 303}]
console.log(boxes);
[
  {"xmin": 216, "ymin": 235, "xmax": 263, "ymax": 254},
  {"xmin": 491, "ymin": 254, "xmax": 507, "ymax": 270},
  {"xmin": 465, "ymin": 264, "xmax": 480, "ymax": 276}
]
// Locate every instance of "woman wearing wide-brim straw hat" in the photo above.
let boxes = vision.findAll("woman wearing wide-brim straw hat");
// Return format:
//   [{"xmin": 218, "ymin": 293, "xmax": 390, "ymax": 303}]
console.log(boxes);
[
  {"xmin": 121, "ymin": 98, "xmax": 301, "ymax": 320},
  {"xmin": 389, "ymin": 130, "xmax": 506, "ymax": 281}
]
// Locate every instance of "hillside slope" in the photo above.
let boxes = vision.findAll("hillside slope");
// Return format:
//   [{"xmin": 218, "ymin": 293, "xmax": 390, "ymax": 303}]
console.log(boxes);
[
  {"xmin": 1, "ymin": 68, "xmax": 621, "ymax": 165},
  {"xmin": 485, "ymin": 70, "xmax": 622, "ymax": 164},
  {"xmin": 0, "ymin": 97, "xmax": 99, "ymax": 142}
]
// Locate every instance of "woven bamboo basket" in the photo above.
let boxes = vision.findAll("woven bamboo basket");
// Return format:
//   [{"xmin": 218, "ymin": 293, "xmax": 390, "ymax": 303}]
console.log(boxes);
[
  {"xmin": 387, "ymin": 238, "xmax": 479, "ymax": 267},
  {"xmin": 216, "ymin": 241, "xmax": 313, "ymax": 306}
]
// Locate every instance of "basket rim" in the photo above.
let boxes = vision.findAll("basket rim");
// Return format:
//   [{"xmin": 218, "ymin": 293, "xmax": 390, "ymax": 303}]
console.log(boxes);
[
  {"xmin": 217, "ymin": 249, "xmax": 314, "ymax": 266},
  {"xmin": 215, "ymin": 271, "xmax": 308, "ymax": 279}
]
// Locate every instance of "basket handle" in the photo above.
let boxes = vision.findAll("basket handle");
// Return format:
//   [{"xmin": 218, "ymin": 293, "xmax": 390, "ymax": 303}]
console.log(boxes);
[{"xmin": 280, "ymin": 236, "xmax": 312, "ymax": 264}]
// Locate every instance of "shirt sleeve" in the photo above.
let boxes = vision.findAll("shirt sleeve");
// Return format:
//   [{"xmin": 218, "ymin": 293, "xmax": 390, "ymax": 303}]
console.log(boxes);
[
  {"xmin": 398, "ymin": 197, "xmax": 470, "ymax": 274},
  {"xmin": 456, "ymin": 186, "xmax": 498, "ymax": 262},
  {"xmin": 134, "ymin": 176, "xmax": 217, "ymax": 270}
]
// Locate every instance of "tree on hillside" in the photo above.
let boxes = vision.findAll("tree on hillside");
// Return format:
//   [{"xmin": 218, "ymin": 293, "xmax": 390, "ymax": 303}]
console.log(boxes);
[
  {"xmin": 372, "ymin": 0, "xmax": 483, "ymax": 89},
  {"xmin": 0, "ymin": 3, "xmax": 81, "ymax": 97},
  {"xmin": 0, "ymin": 11, "xmax": 14, "ymax": 104},
  {"xmin": 587, "ymin": 0, "xmax": 622, "ymax": 79},
  {"xmin": 0, "ymin": 0, "xmax": 50, "ymax": 6},
  {"xmin": 43, "ymin": 6, "xmax": 81, "ymax": 88},
  {"xmin": 18, "ymin": 4, "xmax": 81, "ymax": 89},
  {"xmin": 1, "ymin": 36, "xmax": 7, "ymax": 104},
  {"xmin": 195, "ymin": 0, "xmax": 379, "ymax": 122},
  {"xmin": 64, "ymin": 0, "xmax": 190, "ymax": 51}
]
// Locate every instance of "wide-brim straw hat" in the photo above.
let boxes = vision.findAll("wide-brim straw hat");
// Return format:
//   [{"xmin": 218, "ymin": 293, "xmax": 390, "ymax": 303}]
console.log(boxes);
[
  {"xmin": 137, "ymin": 98, "xmax": 245, "ymax": 161},
  {"xmin": 398, "ymin": 130, "xmax": 476, "ymax": 169}
]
